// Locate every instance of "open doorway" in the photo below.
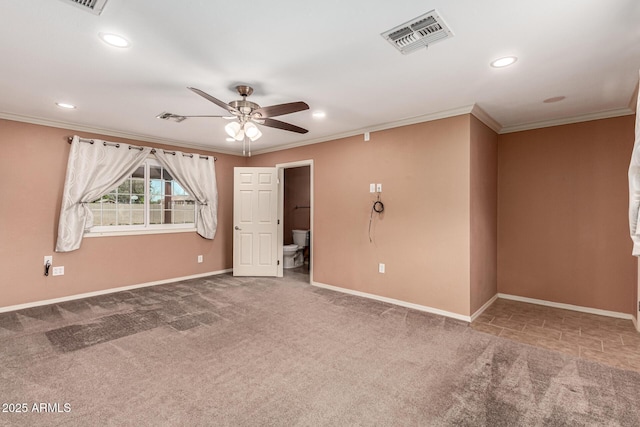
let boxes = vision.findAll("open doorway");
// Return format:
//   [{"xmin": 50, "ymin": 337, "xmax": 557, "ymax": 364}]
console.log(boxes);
[{"xmin": 277, "ymin": 160, "xmax": 313, "ymax": 284}]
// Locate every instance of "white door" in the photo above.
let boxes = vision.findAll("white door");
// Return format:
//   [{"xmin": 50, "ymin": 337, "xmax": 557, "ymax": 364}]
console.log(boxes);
[{"xmin": 233, "ymin": 167, "xmax": 279, "ymax": 276}]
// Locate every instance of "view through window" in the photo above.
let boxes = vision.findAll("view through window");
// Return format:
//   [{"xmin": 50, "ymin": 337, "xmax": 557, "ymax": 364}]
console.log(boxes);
[{"xmin": 88, "ymin": 160, "xmax": 196, "ymax": 232}]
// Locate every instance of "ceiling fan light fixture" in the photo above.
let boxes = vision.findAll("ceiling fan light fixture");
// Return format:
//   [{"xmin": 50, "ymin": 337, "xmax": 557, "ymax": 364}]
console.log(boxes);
[
  {"xmin": 247, "ymin": 126, "xmax": 262, "ymax": 142},
  {"xmin": 225, "ymin": 121, "xmax": 241, "ymax": 138},
  {"xmin": 244, "ymin": 122, "xmax": 259, "ymax": 139}
]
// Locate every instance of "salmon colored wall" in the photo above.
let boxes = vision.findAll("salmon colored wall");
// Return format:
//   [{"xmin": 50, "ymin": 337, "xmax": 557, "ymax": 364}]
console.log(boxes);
[
  {"xmin": 283, "ymin": 166, "xmax": 310, "ymax": 245},
  {"xmin": 249, "ymin": 116, "xmax": 472, "ymax": 316},
  {"xmin": 497, "ymin": 116, "xmax": 637, "ymax": 314},
  {"xmin": 0, "ymin": 119, "xmax": 244, "ymax": 309},
  {"xmin": 8, "ymin": 112, "xmax": 630, "ymax": 319},
  {"xmin": 470, "ymin": 116, "xmax": 498, "ymax": 314}
]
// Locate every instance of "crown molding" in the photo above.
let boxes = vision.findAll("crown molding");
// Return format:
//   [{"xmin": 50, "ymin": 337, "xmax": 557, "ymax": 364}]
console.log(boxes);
[
  {"xmin": 0, "ymin": 111, "xmax": 242, "ymax": 156},
  {"xmin": 251, "ymin": 105, "xmax": 476, "ymax": 156},
  {"xmin": 470, "ymin": 105, "xmax": 501, "ymax": 133},
  {"xmin": 630, "ymin": 79, "xmax": 639, "ymax": 112},
  {"xmin": 499, "ymin": 108, "xmax": 635, "ymax": 134},
  {"xmin": 4, "ymin": 102, "xmax": 635, "ymax": 158}
]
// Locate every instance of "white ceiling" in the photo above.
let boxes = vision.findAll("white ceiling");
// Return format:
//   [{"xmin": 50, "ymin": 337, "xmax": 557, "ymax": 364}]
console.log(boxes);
[{"xmin": 1, "ymin": 0, "xmax": 639, "ymax": 155}]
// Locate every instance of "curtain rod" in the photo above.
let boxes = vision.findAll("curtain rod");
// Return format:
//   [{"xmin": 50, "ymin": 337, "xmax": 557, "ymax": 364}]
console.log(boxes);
[{"xmin": 68, "ymin": 136, "xmax": 217, "ymax": 161}]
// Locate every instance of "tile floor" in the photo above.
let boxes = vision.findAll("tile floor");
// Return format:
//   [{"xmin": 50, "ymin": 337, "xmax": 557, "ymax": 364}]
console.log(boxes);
[{"xmin": 471, "ymin": 298, "xmax": 640, "ymax": 372}]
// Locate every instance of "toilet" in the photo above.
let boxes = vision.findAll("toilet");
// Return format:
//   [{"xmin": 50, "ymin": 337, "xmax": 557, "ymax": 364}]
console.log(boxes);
[
  {"xmin": 282, "ymin": 244, "xmax": 300, "ymax": 269},
  {"xmin": 283, "ymin": 229, "xmax": 309, "ymax": 269}
]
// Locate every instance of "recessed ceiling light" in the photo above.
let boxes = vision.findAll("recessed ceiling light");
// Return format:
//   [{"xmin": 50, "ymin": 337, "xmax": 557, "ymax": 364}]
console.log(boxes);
[
  {"xmin": 225, "ymin": 137, "xmax": 235, "ymax": 142},
  {"xmin": 543, "ymin": 96, "xmax": 566, "ymax": 103},
  {"xmin": 312, "ymin": 111, "xmax": 326, "ymax": 119},
  {"xmin": 490, "ymin": 56, "xmax": 517, "ymax": 68},
  {"xmin": 56, "ymin": 102, "xmax": 76, "ymax": 109},
  {"xmin": 99, "ymin": 32, "xmax": 130, "ymax": 48}
]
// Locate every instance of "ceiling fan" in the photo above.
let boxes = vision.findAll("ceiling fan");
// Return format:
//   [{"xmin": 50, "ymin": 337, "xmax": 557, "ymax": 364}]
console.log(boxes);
[{"xmin": 161, "ymin": 85, "xmax": 309, "ymax": 146}]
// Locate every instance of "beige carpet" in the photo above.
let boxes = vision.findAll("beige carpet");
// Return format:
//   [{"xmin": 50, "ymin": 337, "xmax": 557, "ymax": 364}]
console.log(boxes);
[{"xmin": 2, "ymin": 270, "xmax": 640, "ymax": 426}]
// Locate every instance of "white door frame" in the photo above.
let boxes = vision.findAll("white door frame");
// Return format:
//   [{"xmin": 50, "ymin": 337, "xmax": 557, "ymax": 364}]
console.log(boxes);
[{"xmin": 276, "ymin": 159, "xmax": 314, "ymax": 283}]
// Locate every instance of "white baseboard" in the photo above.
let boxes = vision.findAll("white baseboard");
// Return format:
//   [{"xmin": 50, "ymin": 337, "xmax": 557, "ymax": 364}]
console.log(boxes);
[
  {"xmin": 311, "ymin": 281, "xmax": 471, "ymax": 322},
  {"xmin": 0, "ymin": 269, "xmax": 233, "ymax": 314},
  {"xmin": 497, "ymin": 293, "xmax": 634, "ymax": 320},
  {"xmin": 470, "ymin": 294, "xmax": 499, "ymax": 322}
]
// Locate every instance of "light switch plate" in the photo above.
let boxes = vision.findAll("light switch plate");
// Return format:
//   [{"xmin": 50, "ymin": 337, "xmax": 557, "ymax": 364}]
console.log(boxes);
[
  {"xmin": 370, "ymin": 183, "xmax": 376, "ymax": 193},
  {"xmin": 52, "ymin": 266, "xmax": 64, "ymax": 276}
]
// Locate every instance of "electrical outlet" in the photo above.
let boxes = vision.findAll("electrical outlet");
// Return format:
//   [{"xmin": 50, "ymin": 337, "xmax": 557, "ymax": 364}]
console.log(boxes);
[
  {"xmin": 379, "ymin": 263, "xmax": 385, "ymax": 273},
  {"xmin": 376, "ymin": 183, "xmax": 382, "ymax": 193},
  {"xmin": 197, "ymin": 255, "xmax": 203, "ymax": 263},
  {"xmin": 369, "ymin": 183, "xmax": 376, "ymax": 193},
  {"xmin": 44, "ymin": 255, "xmax": 52, "ymax": 266},
  {"xmin": 52, "ymin": 266, "xmax": 64, "ymax": 276}
]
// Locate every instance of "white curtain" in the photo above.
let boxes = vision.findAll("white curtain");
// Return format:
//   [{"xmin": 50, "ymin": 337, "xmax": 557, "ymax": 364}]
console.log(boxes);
[
  {"xmin": 628, "ymin": 70, "xmax": 640, "ymax": 256},
  {"xmin": 56, "ymin": 136, "xmax": 151, "ymax": 252},
  {"xmin": 154, "ymin": 149, "xmax": 218, "ymax": 239}
]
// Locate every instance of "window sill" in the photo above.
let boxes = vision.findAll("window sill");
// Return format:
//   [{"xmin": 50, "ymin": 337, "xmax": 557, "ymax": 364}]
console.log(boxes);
[{"xmin": 84, "ymin": 228, "xmax": 197, "ymax": 238}]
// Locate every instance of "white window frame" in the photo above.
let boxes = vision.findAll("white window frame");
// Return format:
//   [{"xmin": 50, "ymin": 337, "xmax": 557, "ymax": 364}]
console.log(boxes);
[{"xmin": 84, "ymin": 158, "xmax": 197, "ymax": 237}]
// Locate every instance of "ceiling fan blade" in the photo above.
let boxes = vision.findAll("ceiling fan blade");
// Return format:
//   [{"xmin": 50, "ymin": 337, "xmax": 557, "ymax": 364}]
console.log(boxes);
[
  {"xmin": 180, "ymin": 115, "xmax": 235, "ymax": 119},
  {"xmin": 187, "ymin": 87, "xmax": 240, "ymax": 114},
  {"xmin": 253, "ymin": 101, "xmax": 309, "ymax": 118},
  {"xmin": 259, "ymin": 118, "xmax": 308, "ymax": 134}
]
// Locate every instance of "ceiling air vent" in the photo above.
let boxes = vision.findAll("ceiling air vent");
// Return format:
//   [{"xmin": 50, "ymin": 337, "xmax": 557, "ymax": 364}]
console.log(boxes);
[
  {"xmin": 381, "ymin": 10, "xmax": 454, "ymax": 54},
  {"xmin": 59, "ymin": 0, "xmax": 110, "ymax": 15},
  {"xmin": 156, "ymin": 112, "xmax": 187, "ymax": 123}
]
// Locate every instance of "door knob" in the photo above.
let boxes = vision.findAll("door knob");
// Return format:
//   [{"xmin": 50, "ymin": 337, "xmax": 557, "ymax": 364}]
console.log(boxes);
[{"xmin": 235, "ymin": 226, "xmax": 241, "ymax": 230}]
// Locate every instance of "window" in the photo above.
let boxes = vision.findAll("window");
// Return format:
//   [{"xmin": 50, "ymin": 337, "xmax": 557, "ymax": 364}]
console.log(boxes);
[{"xmin": 87, "ymin": 159, "xmax": 196, "ymax": 234}]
